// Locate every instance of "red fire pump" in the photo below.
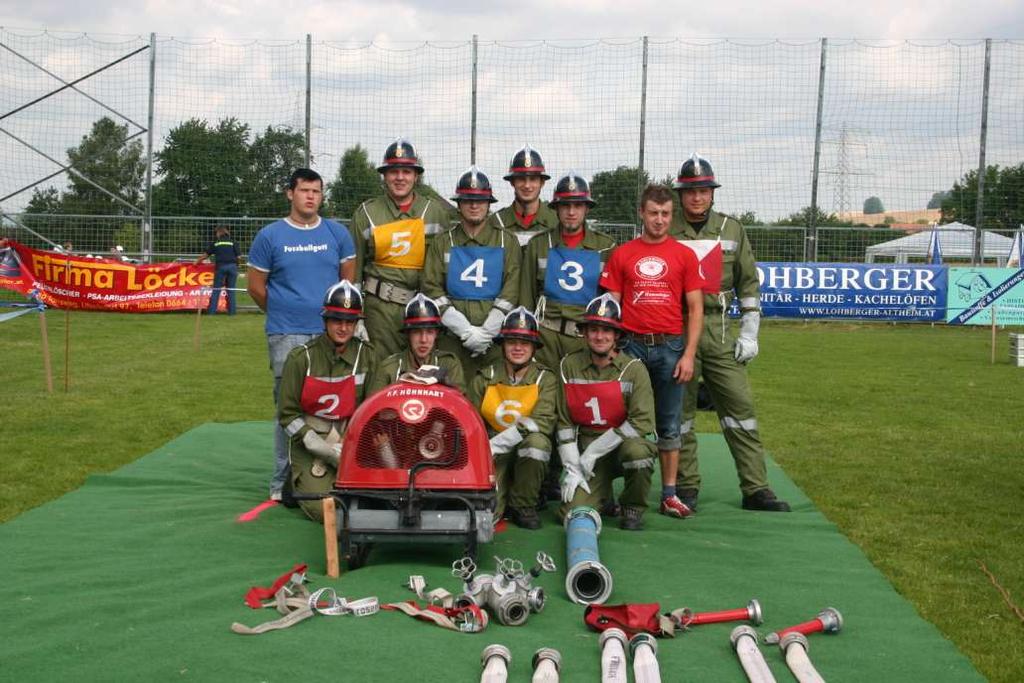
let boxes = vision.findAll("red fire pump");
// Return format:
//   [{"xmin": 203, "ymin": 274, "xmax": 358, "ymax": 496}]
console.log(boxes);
[{"xmin": 329, "ymin": 380, "xmax": 496, "ymax": 568}]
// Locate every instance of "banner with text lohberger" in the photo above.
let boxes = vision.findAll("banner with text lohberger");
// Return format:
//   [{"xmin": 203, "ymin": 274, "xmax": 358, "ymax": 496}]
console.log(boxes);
[
  {"xmin": 752, "ymin": 263, "xmax": 948, "ymax": 321},
  {"xmin": 0, "ymin": 241, "xmax": 219, "ymax": 312}
]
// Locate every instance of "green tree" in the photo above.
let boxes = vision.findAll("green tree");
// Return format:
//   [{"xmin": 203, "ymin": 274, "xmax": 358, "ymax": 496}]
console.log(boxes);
[
  {"xmin": 326, "ymin": 144, "xmax": 382, "ymax": 220},
  {"xmin": 776, "ymin": 206, "xmax": 851, "ymax": 227},
  {"xmin": 61, "ymin": 117, "xmax": 145, "ymax": 216},
  {"xmin": 590, "ymin": 165, "xmax": 651, "ymax": 224},
  {"xmin": 927, "ymin": 191, "xmax": 950, "ymax": 210},
  {"xmin": 940, "ymin": 163, "xmax": 1024, "ymax": 230},
  {"xmin": 734, "ymin": 211, "xmax": 760, "ymax": 225},
  {"xmin": 244, "ymin": 126, "xmax": 306, "ymax": 217},
  {"xmin": 863, "ymin": 196, "xmax": 884, "ymax": 214}
]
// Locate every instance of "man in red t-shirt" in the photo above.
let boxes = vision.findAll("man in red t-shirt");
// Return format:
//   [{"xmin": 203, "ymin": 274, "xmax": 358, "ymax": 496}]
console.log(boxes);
[{"xmin": 600, "ymin": 184, "xmax": 704, "ymax": 518}]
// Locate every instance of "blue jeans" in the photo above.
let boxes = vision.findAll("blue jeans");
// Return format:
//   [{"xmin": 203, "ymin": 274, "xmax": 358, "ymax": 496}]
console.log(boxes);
[
  {"xmin": 623, "ymin": 336, "xmax": 686, "ymax": 450},
  {"xmin": 207, "ymin": 263, "xmax": 238, "ymax": 314},
  {"xmin": 268, "ymin": 333, "xmax": 317, "ymax": 495}
]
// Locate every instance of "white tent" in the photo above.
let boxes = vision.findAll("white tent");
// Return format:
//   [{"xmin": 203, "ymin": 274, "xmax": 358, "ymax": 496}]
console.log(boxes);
[{"xmin": 864, "ymin": 223, "xmax": 1015, "ymax": 264}]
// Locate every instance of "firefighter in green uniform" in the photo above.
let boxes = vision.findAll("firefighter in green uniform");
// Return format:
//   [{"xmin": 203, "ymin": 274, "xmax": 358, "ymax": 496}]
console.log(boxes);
[
  {"xmin": 349, "ymin": 138, "xmax": 452, "ymax": 357},
  {"xmin": 366, "ymin": 292, "xmax": 466, "ymax": 395},
  {"xmin": 471, "ymin": 307, "xmax": 558, "ymax": 529},
  {"xmin": 669, "ymin": 154, "xmax": 790, "ymax": 513},
  {"xmin": 556, "ymin": 294, "xmax": 657, "ymax": 530},
  {"xmin": 489, "ymin": 145, "xmax": 559, "ymax": 247},
  {"xmin": 520, "ymin": 171, "xmax": 616, "ymax": 372},
  {"xmin": 422, "ymin": 166, "xmax": 522, "ymax": 379},
  {"xmin": 278, "ymin": 280, "xmax": 380, "ymax": 523}
]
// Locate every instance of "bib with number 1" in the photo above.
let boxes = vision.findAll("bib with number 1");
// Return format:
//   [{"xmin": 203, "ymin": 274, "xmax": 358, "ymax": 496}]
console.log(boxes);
[
  {"xmin": 447, "ymin": 245, "xmax": 504, "ymax": 300},
  {"xmin": 543, "ymin": 247, "xmax": 602, "ymax": 306},
  {"xmin": 480, "ymin": 383, "xmax": 539, "ymax": 432},
  {"xmin": 373, "ymin": 218, "xmax": 426, "ymax": 269}
]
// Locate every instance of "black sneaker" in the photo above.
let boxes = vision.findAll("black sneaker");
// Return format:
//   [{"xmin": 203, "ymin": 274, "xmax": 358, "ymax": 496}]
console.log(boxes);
[
  {"xmin": 678, "ymin": 488, "xmax": 699, "ymax": 514},
  {"xmin": 741, "ymin": 489, "xmax": 791, "ymax": 512},
  {"xmin": 620, "ymin": 506, "xmax": 645, "ymax": 531},
  {"xmin": 508, "ymin": 506, "xmax": 542, "ymax": 530},
  {"xmin": 599, "ymin": 500, "xmax": 621, "ymax": 518}
]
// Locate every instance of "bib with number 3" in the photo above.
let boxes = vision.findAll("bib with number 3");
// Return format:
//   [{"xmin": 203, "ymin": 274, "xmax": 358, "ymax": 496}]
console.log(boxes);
[
  {"xmin": 542, "ymin": 247, "xmax": 601, "ymax": 306},
  {"xmin": 447, "ymin": 245, "xmax": 504, "ymax": 300},
  {"xmin": 480, "ymin": 383, "xmax": 539, "ymax": 432},
  {"xmin": 373, "ymin": 217, "xmax": 426, "ymax": 269}
]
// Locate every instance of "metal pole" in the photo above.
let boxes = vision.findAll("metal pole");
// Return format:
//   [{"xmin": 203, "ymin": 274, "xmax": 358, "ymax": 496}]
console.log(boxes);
[
  {"xmin": 808, "ymin": 38, "xmax": 828, "ymax": 263},
  {"xmin": 637, "ymin": 36, "xmax": 649, "ymax": 220},
  {"xmin": 305, "ymin": 34, "xmax": 312, "ymax": 168},
  {"xmin": 973, "ymin": 38, "xmax": 991, "ymax": 265},
  {"xmin": 145, "ymin": 33, "xmax": 156, "ymax": 262},
  {"xmin": 471, "ymin": 35, "xmax": 479, "ymax": 165}
]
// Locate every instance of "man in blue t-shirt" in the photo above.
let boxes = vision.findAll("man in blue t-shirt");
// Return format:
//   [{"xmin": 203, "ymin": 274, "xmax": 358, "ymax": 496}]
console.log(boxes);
[{"xmin": 247, "ymin": 168, "xmax": 357, "ymax": 501}]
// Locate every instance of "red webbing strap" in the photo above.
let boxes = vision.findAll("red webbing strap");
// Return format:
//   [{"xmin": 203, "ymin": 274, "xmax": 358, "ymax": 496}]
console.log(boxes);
[
  {"xmin": 243, "ymin": 564, "xmax": 308, "ymax": 609},
  {"xmin": 382, "ymin": 600, "xmax": 488, "ymax": 633},
  {"xmin": 584, "ymin": 603, "xmax": 673, "ymax": 638}
]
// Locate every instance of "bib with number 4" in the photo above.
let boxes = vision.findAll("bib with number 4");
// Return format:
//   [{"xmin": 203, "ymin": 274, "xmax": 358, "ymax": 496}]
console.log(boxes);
[
  {"xmin": 543, "ymin": 247, "xmax": 602, "ymax": 306},
  {"xmin": 480, "ymin": 383, "xmax": 539, "ymax": 432},
  {"xmin": 373, "ymin": 218, "xmax": 426, "ymax": 270},
  {"xmin": 447, "ymin": 245, "xmax": 504, "ymax": 300}
]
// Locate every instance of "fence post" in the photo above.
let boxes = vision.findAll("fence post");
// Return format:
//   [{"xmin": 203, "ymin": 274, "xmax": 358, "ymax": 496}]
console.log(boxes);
[
  {"xmin": 144, "ymin": 32, "xmax": 156, "ymax": 261},
  {"xmin": 808, "ymin": 37, "xmax": 827, "ymax": 263},
  {"xmin": 471, "ymin": 34, "xmax": 478, "ymax": 165},
  {"xmin": 305, "ymin": 34, "xmax": 312, "ymax": 168},
  {"xmin": 974, "ymin": 38, "xmax": 991, "ymax": 265},
  {"xmin": 637, "ymin": 36, "xmax": 649, "ymax": 221}
]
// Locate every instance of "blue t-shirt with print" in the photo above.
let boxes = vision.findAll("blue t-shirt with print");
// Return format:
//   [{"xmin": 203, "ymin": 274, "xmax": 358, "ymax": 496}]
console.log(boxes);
[{"xmin": 248, "ymin": 218, "xmax": 356, "ymax": 334}]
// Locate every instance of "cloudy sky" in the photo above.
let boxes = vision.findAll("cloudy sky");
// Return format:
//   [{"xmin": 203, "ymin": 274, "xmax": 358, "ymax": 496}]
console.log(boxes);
[{"xmin": 1, "ymin": 0, "xmax": 1023, "ymax": 41}]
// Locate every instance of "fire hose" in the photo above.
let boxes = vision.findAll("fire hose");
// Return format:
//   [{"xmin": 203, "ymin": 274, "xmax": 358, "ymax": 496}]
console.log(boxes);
[
  {"xmin": 730, "ymin": 625, "xmax": 777, "ymax": 683},
  {"xmin": 480, "ymin": 644, "xmax": 512, "ymax": 683},
  {"xmin": 779, "ymin": 633, "xmax": 826, "ymax": 683},
  {"xmin": 565, "ymin": 507, "xmax": 613, "ymax": 605},
  {"xmin": 629, "ymin": 633, "xmax": 661, "ymax": 683},
  {"xmin": 532, "ymin": 648, "xmax": 561, "ymax": 683},
  {"xmin": 600, "ymin": 628, "xmax": 629, "ymax": 683}
]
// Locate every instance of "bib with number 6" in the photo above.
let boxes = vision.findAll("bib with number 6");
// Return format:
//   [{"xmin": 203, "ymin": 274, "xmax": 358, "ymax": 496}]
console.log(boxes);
[
  {"xmin": 447, "ymin": 245, "xmax": 504, "ymax": 300},
  {"xmin": 543, "ymin": 247, "xmax": 602, "ymax": 306},
  {"xmin": 373, "ymin": 217, "xmax": 426, "ymax": 269},
  {"xmin": 480, "ymin": 383, "xmax": 539, "ymax": 432}
]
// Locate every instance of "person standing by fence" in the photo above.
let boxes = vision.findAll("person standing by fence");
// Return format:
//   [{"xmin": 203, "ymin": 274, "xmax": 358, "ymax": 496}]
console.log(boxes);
[
  {"xmin": 489, "ymin": 145, "xmax": 558, "ymax": 248},
  {"xmin": 196, "ymin": 226, "xmax": 239, "ymax": 315}
]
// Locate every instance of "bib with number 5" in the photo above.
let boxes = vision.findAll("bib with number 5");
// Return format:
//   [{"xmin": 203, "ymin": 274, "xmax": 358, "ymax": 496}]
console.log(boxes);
[
  {"xmin": 447, "ymin": 245, "xmax": 504, "ymax": 300},
  {"xmin": 373, "ymin": 217, "xmax": 426, "ymax": 269},
  {"xmin": 543, "ymin": 247, "xmax": 602, "ymax": 306},
  {"xmin": 480, "ymin": 383, "xmax": 539, "ymax": 432}
]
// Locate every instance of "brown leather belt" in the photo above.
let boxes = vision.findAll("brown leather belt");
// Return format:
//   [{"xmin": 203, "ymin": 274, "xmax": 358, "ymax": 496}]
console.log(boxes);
[
  {"xmin": 625, "ymin": 332, "xmax": 681, "ymax": 346},
  {"xmin": 539, "ymin": 317, "xmax": 582, "ymax": 337}
]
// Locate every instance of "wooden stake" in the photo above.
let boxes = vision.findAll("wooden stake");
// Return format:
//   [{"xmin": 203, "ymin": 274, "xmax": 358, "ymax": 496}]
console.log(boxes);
[
  {"xmin": 193, "ymin": 304, "xmax": 202, "ymax": 352},
  {"xmin": 322, "ymin": 497, "xmax": 340, "ymax": 578},
  {"xmin": 63, "ymin": 309, "xmax": 70, "ymax": 392},
  {"xmin": 38, "ymin": 310, "xmax": 53, "ymax": 393},
  {"xmin": 991, "ymin": 305, "xmax": 997, "ymax": 365}
]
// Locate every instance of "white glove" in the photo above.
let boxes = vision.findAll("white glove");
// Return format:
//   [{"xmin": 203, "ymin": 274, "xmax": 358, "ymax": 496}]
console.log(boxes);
[
  {"xmin": 561, "ymin": 465, "xmax": 591, "ymax": 503},
  {"xmin": 441, "ymin": 307, "xmax": 474, "ymax": 341},
  {"xmin": 480, "ymin": 307, "xmax": 505, "ymax": 338},
  {"xmin": 464, "ymin": 326, "xmax": 492, "ymax": 356},
  {"xmin": 354, "ymin": 320, "xmax": 370, "ymax": 343},
  {"xmin": 734, "ymin": 310, "xmax": 760, "ymax": 363},
  {"xmin": 302, "ymin": 430, "xmax": 341, "ymax": 467},
  {"xmin": 489, "ymin": 426, "xmax": 524, "ymax": 456},
  {"xmin": 579, "ymin": 429, "xmax": 624, "ymax": 479}
]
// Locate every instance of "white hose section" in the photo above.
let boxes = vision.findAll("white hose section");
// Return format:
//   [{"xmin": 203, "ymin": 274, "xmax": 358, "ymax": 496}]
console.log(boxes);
[
  {"xmin": 782, "ymin": 637, "xmax": 826, "ymax": 683},
  {"xmin": 632, "ymin": 643, "xmax": 662, "ymax": 683},
  {"xmin": 480, "ymin": 645, "xmax": 511, "ymax": 683},
  {"xmin": 731, "ymin": 627, "xmax": 777, "ymax": 683},
  {"xmin": 531, "ymin": 658, "xmax": 559, "ymax": 683},
  {"xmin": 601, "ymin": 631, "xmax": 628, "ymax": 683}
]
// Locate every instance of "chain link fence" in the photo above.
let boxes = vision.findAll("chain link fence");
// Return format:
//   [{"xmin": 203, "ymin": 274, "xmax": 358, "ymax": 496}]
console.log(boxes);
[{"xmin": 1, "ymin": 30, "xmax": 1022, "ymax": 263}]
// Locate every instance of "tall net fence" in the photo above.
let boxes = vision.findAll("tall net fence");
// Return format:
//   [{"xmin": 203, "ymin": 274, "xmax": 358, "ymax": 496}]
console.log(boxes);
[{"xmin": 1, "ymin": 29, "xmax": 1022, "ymax": 264}]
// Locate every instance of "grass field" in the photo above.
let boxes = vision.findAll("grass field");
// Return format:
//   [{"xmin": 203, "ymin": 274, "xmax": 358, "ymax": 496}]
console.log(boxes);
[{"xmin": 2, "ymin": 310, "xmax": 1022, "ymax": 681}]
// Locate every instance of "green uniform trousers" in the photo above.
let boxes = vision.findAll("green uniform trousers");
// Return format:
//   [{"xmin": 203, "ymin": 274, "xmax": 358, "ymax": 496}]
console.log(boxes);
[
  {"xmin": 559, "ymin": 436, "xmax": 655, "ymax": 519},
  {"xmin": 678, "ymin": 316, "xmax": 769, "ymax": 496},
  {"xmin": 363, "ymin": 294, "xmax": 407, "ymax": 358},
  {"xmin": 289, "ymin": 444, "xmax": 335, "ymax": 524},
  {"xmin": 494, "ymin": 432, "xmax": 551, "ymax": 518},
  {"xmin": 534, "ymin": 326, "xmax": 585, "ymax": 377}
]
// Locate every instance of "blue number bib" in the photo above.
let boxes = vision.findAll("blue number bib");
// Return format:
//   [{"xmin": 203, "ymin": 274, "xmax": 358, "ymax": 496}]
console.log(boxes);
[
  {"xmin": 543, "ymin": 247, "xmax": 601, "ymax": 306},
  {"xmin": 447, "ymin": 245, "xmax": 504, "ymax": 300}
]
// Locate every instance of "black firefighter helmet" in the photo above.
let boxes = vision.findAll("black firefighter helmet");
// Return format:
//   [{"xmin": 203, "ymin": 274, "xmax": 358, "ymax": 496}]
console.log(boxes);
[
  {"xmin": 581, "ymin": 293, "xmax": 623, "ymax": 331},
  {"xmin": 672, "ymin": 153, "xmax": 721, "ymax": 190},
  {"xmin": 451, "ymin": 165, "xmax": 498, "ymax": 203},
  {"xmin": 321, "ymin": 280, "xmax": 364, "ymax": 321},
  {"xmin": 377, "ymin": 137, "xmax": 424, "ymax": 174},
  {"xmin": 402, "ymin": 293, "xmax": 443, "ymax": 331},
  {"xmin": 494, "ymin": 306, "xmax": 543, "ymax": 348},
  {"xmin": 549, "ymin": 171, "xmax": 596, "ymax": 207},
  {"xmin": 503, "ymin": 145, "xmax": 551, "ymax": 181}
]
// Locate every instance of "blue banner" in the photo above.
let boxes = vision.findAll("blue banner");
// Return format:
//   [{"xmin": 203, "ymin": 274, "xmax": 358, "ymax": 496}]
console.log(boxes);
[{"xmin": 747, "ymin": 263, "xmax": 948, "ymax": 321}]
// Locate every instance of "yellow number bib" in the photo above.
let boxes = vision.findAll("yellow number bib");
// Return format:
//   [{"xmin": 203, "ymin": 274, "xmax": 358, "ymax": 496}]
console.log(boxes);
[
  {"xmin": 373, "ymin": 218, "xmax": 426, "ymax": 270},
  {"xmin": 480, "ymin": 383, "xmax": 539, "ymax": 432}
]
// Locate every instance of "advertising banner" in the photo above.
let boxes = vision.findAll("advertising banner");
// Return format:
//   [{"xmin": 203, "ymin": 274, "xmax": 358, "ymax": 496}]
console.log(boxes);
[
  {"xmin": 945, "ymin": 267, "xmax": 1024, "ymax": 326},
  {"xmin": 0, "ymin": 241, "xmax": 219, "ymax": 312},
  {"xmin": 753, "ymin": 262, "xmax": 948, "ymax": 321}
]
